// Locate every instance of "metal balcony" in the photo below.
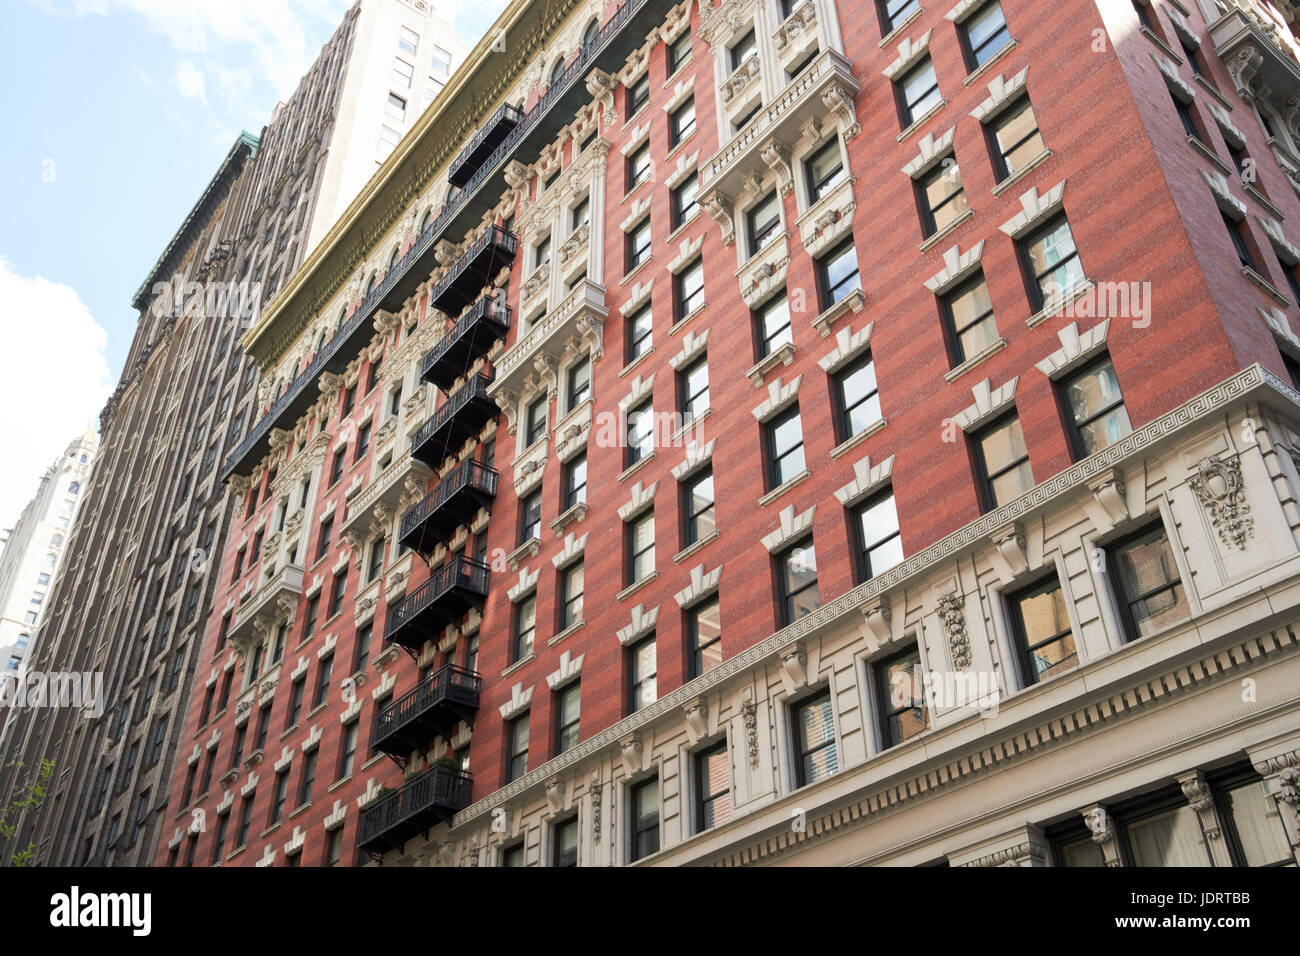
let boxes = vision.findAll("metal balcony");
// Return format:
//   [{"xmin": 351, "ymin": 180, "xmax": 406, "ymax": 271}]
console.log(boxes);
[
  {"xmin": 398, "ymin": 459, "xmax": 498, "ymax": 555},
  {"xmin": 448, "ymin": 103, "xmax": 524, "ymax": 189},
  {"xmin": 409, "ymin": 374, "xmax": 497, "ymax": 468},
  {"xmin": 370, "ymin": 664, "xmax": 482, "ymax": 758},
  {"xmin": 356, "ymin": 765, "xmax": 473, "ymax": 855},
  {"xmin": 421, "ymin": 293, "xmax": 512, "ymax": 394},
  {"xmin": 429, "ymin": 225, "xmax": 518, "ymax": 318},
  {"xmin": 384, "ymin": 555, "xmax": 490, "ymax": 649}
]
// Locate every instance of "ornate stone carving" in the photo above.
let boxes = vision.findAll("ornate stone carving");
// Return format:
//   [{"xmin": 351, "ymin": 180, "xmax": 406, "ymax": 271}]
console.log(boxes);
[
  {"xmin": 1084, "ymin": 806, "xmax": 1113, "ymax": 844},
  {"xmin": 937, "ymin": 592, "xmax": 972, "ymax": 669},
  {"xmin": 701, "ymin": 190, "xmax": 735, "ymax": 246},
  {"xmin": 821, "ymin": 84, "xmax": 860, "ymax": 139},
  {"xmin": 589, "ymin": 771, "xmax": 602, "ymax": 841},
  {"xmin": 760, "ymin": 139, "xmax": 793, "ymax": 195},
  {"xmin": 1189, "ymin": 456, "xmax": 1252, "ymax": 549},
  {"xmin": 741, "ymin": 696, "xmax": 759, "ymax": 769}
]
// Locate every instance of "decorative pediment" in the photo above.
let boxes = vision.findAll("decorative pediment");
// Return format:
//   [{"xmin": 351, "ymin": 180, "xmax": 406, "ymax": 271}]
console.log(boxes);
[
  {"xmin": 998, "ymin": 181, "xmax": 1067, "ymax": 238},
  {"xmin": 620, "ymin": 373, "xmax": 655, "ymax": 411},
  {"xmin": 924, "ymin": 241, "xmax": 985, "ymax": 295},
  {"xmin": 664, "ymin": 152, "xmax": 701, "ymax": 190},
  {"xmin": 970, "ymin": 67, "xmax": 1030, "ymax": 123},
  {"xmin": 499, "ymin": 682, "xmax": 534, "ymax": 720},
  {"xmin": 617, "ymin": 603, "xmax": 659, "ymax": 646},
  {"xmin": 1034, "ymin": 320, "xmax": 1111, "ymax": 379},
  {"xmin": 551, "ymin": 532, "xmax": 588, "ymax": 569},
  {"xmin": 817, "ymin": 321, "xmax": 874, "ymax": 374},
  {"xmin": 617, "ymin": 481, "xmax": 657, "ymax": 522},
  {"xmin": 882, "ymin": 30, "xmax": 933, "ymax": 79},
  {"xmin": 952, "ymin": 377, "xmax": 1019, "ymax": 431},
  {"xmin": 507, "ymin": 565, "xmax": 540, "ymax": 603},
  {"xmin": 672, "ymin": 439, "xmax": 716, "ymax": 481},
  {"xmin": 675, "ymin": 563, "xmax": 722, "ymax": 608},
  {"xmin": 835, "ymin": 454, "xmax": 897, "ymax": 507},
  {"xmin": 751, "ymin": 376, "xmax": 802, "ymax": 422},
  {"xmin": 546, "ymin": 650, "xmax": 584, "ymax": 690},
  {"xmin": 761, "ymin": 504, "xmax": 817, "ymax": 552},
  {"xmin": 901, "ymin": 127, "xmax": 957, "ymax": 179},
  {"xmin": 669, "ymin": 329, "xmax": 709, "ymax": 370},
  {"xmin": 668, "ymin": 235, "xmax": 705, "ymax": 274}
]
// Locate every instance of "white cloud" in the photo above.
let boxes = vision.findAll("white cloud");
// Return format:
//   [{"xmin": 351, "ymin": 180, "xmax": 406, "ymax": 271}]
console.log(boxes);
[
  {"xmin": 0, "ymin": 259, "xmax": 113, "ymax": 533},
  {"xmin": 175, "ymin": 61, "xmax": 207, "ymax": 102}
]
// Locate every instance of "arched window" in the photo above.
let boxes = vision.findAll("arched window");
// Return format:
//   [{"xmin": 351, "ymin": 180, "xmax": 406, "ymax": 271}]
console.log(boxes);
[
  {"xmin": 388, "ymin": 245, "xmax": 400, "ymax": 270},
  {"xmin": 69, "ymin": 482, "xmax": 80, "ymax": 495},
  {"xmin": 419, "ymin": 209, "xmax": 433, "ymax": 234},
  {"xmin": 550, "ymin": 57, "xmax": 566, "ymax": 86},
  {"xmin": 45, "ymin": 554, "xmax": 56, "ymax": 569},
  {"xmin": 583, "ymin": 18, "xmax": 599, "ymax": 50},
  {"xmin": 365, "ymin": 272, "xmax": 378, "ymax": 295}
]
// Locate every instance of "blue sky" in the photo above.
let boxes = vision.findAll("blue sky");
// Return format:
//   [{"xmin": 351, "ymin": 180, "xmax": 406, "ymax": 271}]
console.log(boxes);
[{"xmin": 0, "ymin": 0, "xmax": 507, "ymax": 531}]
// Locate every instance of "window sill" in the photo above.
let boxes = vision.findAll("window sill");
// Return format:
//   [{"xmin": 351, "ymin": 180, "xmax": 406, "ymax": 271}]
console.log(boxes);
[
  {"xmin": 671, "ymin": 407, "xmax": 711, "ymax": 443},
  {"xmin": 289, "ymin": 802, "xmax": 312, "ymax": 820},
  {"xmin": 260, "ymin": 823, "xmax": 282, "ymax": 839},
  {"xmin": 619, "ymin": 347, "xmax": 656, "ymax": 379},
  {"xmin": 506, "ymin": 537, "xmax": 541, "ymax": 571},
  {"xmin": 944, "ymin": 337, "xmax": 1008, "ymax": 383},
  {"xmin": 1025, "ymin": 280, "xmax": 1094, "ymax": 328},
  {"xmin": 670, "ymin": 301, "xmax": 708, "ymax": 336},
  {"xmin": 829, "ymin": 418, "xmax": 888, "ymax": 460},
  {"xmin": 1188, "ymin": 135, "xmax": 1232, "ymax": 177},
  {"xmin": 746, "ymin": 342, "xmax": 796, "ymax": 387},
  {"xmin": 328, "ymin": 775, "xmax": 352, "ymax": 793},
  {"xmin": 811, "ymin": 288, "xmax": 865, "ymax": 337},
  {"xmin": 621, "ymin": 100, "xmax": 652, "ymax": 134},
  {"xmin": 1139, "ymin": 25, "xmax": 1179, "ymax": 63},
  {"xmin": 618, "ymin": 451, "xmax": 656, "ymax": 483},
  {"xmin": 548, "ymin": 619, "xmax": 586, "ymax": 647},
  {"xmin": 549, "ymin": 502, "xmax": 588, "ymax": 536},
  {"xmin": 1246, "ymin": 184, "xmax": 1284, "ymax": 221},
  {"xmin": 307, "ymin": 702, "xmax": 328, "ymax": 720},
  {"xmin": 758, "ymin": 469, "xmax": 811, "ymax": 507},
  {"xmin": 663, "ymin": 128, "xmax": 699, "ymax": 165},
  {"xmin": 961, "ymin": 39, "xmax": 1019, "ymax": 86},
  {"xmin": 674, "ymin": 530, "xmax": 719, "ymax": 564},
  {"xmin": 896, "ymin": 100, "xmax": 946, "ymax": 144},
  {"xmin": 279, "ymin": 725, "xmax": 298, "ymax": 742},
  {"xmin": 227, "ymin": 846, "xmax": 246, "ymax": 863},
  {"xmin": 663, "ymin": 57, "xmax": 695, "ymax": 89},
  {"xmin": 877, "ymin": 6, "xmax": 923, "ymax": 49},
  {"xmin": 618, "ymin": 255, "xmax": 655, "ymax": 288},
  {"xmin": 1195, "ymin": 74, "xmax": 1233, "ymax": 111},
  {"xmin": 360, "ymin": 754, "xmax": 386, "ymax": 772},
  {"xmin": 1243, "ymin": 266, "xmax": 1291, "ymax": 306},
  {"xmin": 918, "ymin": 207, "xmax": 974, "ymax": 252},
  {"xmin": 617, "ymin": 571, "xmax": 659, "ymax": 602},
  {"xmin": 501, "ymin": 654, "xmax": 535, "ymax": 680},
  {"xmin": 990, "ymin": 148, "xmax": 1054, "ymax": 196},
  {"xmin": 667, "ymin": 210, "xmax": 702, "ymax": 245}
]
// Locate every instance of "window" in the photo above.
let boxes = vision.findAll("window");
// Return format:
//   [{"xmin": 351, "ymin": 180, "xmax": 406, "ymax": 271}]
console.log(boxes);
[
  {"xmin": 776, "ymin": 539, "xmax": 820, "ymax": 626},
  {"xmin": 255, "ymin": 703, "xmax": 271, "ymax": 751},
  {"xmin": 678, "ymin": 358, "xmax": 710, "ymax": 428},
  {"xmin": 917, "ymin": 159, "xmax": 969, "ymax": 236},
  {"xmin": 628, "ymin": 635, "xmax": 657, "ymax": 713},
  {"xmin": 378, "ymin": 124, "xmax": 402, "ymax": 156},
  {"xmin": 626, "ymin": 399, "xmax": 655, "ymax": 466},
  {"xmin": 288, "ymin": 678, "xmax": 305, "ymax": 728},
  {"xmin": 1130, "ymin": 0, "xmax": 1157, "ymax": 32},
  {"xmin": 513, "ymin": 595, "xmax": 536, "ymax": 662},
  {"xmin": 764, "ymin": 405, "xmax": 805, "ymax": 489},
  {"xmin": 1179, "ymin": 35, "xmax": 1215, "ymax": 90},
  {"xmin": 988, "ymin": 97, "xmax": 1044, "ymax": 181},
  {"xmin": 501, "ymin": 842, "xmax": 525, "ymax": 867},
  {"xmin": 237, "ymin": 796, "xmax": 253, "ymax": 849},
  {"xmin": 1221, "ymin": 210, "xmax": 1258, "ymax": 271},
  {"xmin": 817, "ymin": 239, "xmax": 861, "ymax": 310},
  {"xmin": 518, "ymin": 397, "xmax": 546, "ymax": 451},
  {"xmin": 210, "ymin": 812, "xmax": 229, "ymax": 865},
  {"xmin": 805, "ymin": 138, "xmax": 846, "ymax": 204},
  {"xmin": 329, "ymin": 449, "xmax": 346, "ymax": 487},
  {"xmin": 298, "ymin": 748, "xmax": 317, "ymax": 806},
  {"xmin": 671, "ymin": 176, "xmax": 699, "ymax": 229},
  {"xmin": 431, "ymin": 45, "xmax": 452, "ymax": 74},
  {"xmin": 688, "ymin": 597, "xmax": 722, "ymax": 677},
  {"xmin": 506, "ymin": 713, "xmax": 530, "ymax": 782},
  {"xmin": 675, "ymin": 257, "xmax": 705, "ymax": 320},
  {"xmin": 626, "ymin": 217, "xmax": 652, "ymax": 272},
  {"xmin": 833, "ymin": 352, "xmax": 881, "ymax": 443},
  {"xmin": 328, "ymin": 568, "xmax": 347, "ymax": 618},
  {"xmin": 1020, "ymin": 215, "xmax": 1085, "ymax": 309},
  {"xmin": 897, "ymin": 57, "xmax": 940, "ymax": 128},
  {"xmin": 877, "ymin": 0, "xmax": 919, "ymax": 34},
  {"xmin": 270, "ymin": 771, "xmax": 289, "ymax": 825},
  {"xmin": 552, "ymin": 816, "xmax": 579, "ymax": 867},
  {"xmin": 566, "ymin": 356, "xmax": 591, "ymax": 410},
  {"xmin": 851, "ymin": 490, "xmax": 903, "ymax": 583},
  {"xmin": 392, "ymin": 57, "xmax": 414, "ymax": 88},
  {"xmin": 628, "ymin": 72, "xmax": 650, "ymax": 115},
  {"xmin": 519, "ymin": 489, "xmax": 542, "ymax": 543},
  {"xmin": 630, "ymin": 777, "xmax": 660, "ymax": 861},
  {"xmin": 627, "ymin": 511, "xmax": 655, "ymax": 585},
  {"xmin": 875, "ymin": 644, "xmax": 929, "ymax": 748},
  {"xmin": 326, "ymin": 829, "xmax": 343, "ymax": 867},
  {"xmin": 960, "ymin": 2, "xmax": 1012, "ymax": 70},
  {"xmin": 555, "ymin": 682, "xmax": 581, "ymax": 754},
  {"xmin": 549, "ymin": 58, "xmax": 566, "ymax": 86},
  {"xmin": 1171, "ymin": 89, "xmax": 1205, "ymax": 143},
  {"xmin": 563, "ymin": 452, "xmax": 587, "ymax": 510},
  {"xmin": 356, "ymin": 421, "xmax": 371, "ymax": 459},
  {"xmin": 398, "ymin": 25, "xmax": 419, "ymax": 55},
  {"xmin": 972, "ymin": 413, "xmax": 1032, "ymax": 510},
  {"xmin": 729, "ymin": 28, "xmax": 756, "ymax": 72},
  {"xmin": 669, "ymin": 28, "xmax": 693, "ymax": 73},
  {"xmin": 695, "ymin": 742, "xmax": 731, "ymax": 831},
  {"xmin": 755, "ymin": 293, "xmax": 792, "ymax": 359},
  {"xmin": 671, "ymin": 96, "xmax": 696, "ymax": 146},
  {"xmin": 1060, "ymin": 356, "xmax": 1132, "ymax": 457},
  {"xmin": 353, "ymin": 623, "xmax": 373, "ymax": 675},
  {"xmin": 316, "ymin": 516, "xmax": 334, "ymax": 563},
  {"xmin": 560, "ymin": 561, "xmax": 584, "ymax": 630},
  {"xmin": 1008, "ymin": 576, "xmax": 1077, "ymax": 685},
  {"xmin": 792, "ymin": 690, "xmax": 837, "ymax": 787},
  {"xmin": 1108, "ymin": 523, "xmax": 1190, "ymax": 642},
  {"xmin": 314, "ymin": 655, "xmax": 333, "ymax": 709},
  {"xmin": 941, "ymin": 274, "xmax": 998, "ymax": 366},
  {"xmin": 385, "ymin": 92, "xmax": 407, "ymax": 121},
  {"xmin": 367, "ymin": 538, "xmax": 386, "ymax": 583},
  {"xmin": 570, "ymin": 196, "xmax": 590, "ymax": 233},
  {"xmin": 747, "ymin": 194, "xmax": 782, "ymax": 259},
  {"xmin": 627, "ymin": 143, "xmax": 651, "ymax": 193}
]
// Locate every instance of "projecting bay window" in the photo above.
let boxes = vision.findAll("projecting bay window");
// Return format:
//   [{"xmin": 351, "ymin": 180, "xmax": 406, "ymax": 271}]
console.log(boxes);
[
  {"xmin": 940, "ymin": 274, "xmax": 999, "ymax": 366},
  {"xmin": 895, "ymin": 57, "xmax": 940, "ymax": 129},
  {"xmin": 1007, "ymin": 575, "xmax": 1078, "ymax": 686},
  {"xmin": 1059, "ymin": 355, "xmax": 1132, "ymax": 457},
  {"xmin": 917, "ymin": 158, "xmax": 969, "ymax": 238},
  {"xmin": 971, "ymin": 412, "xmax": 1033, "ymax": 511},
  {"xmin": 1107, "ymin": 522, "xmax": 1190, "ymax": 642},
  {"xmin": 694, "ymin": 741, "xmax": 731, "ymax": 833},
  {"xmin": 1019, "ymin": 214, "xmax": 1085, "ymax": 311},
  {"xmin": 874, "ymin": 644, "xmax": 928, "ymax": 749}
]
